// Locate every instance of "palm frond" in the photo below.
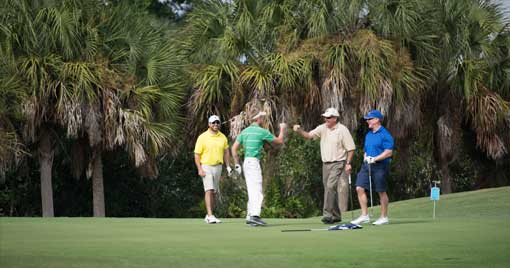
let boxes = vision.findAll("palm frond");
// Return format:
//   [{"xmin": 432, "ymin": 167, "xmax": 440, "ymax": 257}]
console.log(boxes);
[
  {"xmin": 351, "ymin": 30, "xmax": 396, "ymax": 110},
  {"xmin": 240, "ymin": 63, "xmax": 274, "ymax": 97},
  {"xmin": 466, "ymin": 87, "xmax": 510, "ymax": 159}
]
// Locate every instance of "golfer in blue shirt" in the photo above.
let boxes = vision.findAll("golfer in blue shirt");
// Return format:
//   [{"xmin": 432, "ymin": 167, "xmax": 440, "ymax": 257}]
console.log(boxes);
[{"xmin": 351, "ymin": 110, "xmax": 394, "ymax": 225}]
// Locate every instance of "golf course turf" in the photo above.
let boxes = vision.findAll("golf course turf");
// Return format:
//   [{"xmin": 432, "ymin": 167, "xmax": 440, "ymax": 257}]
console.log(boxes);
[{"xmin": 1, "ymin": 187, "xmax": 509, "ymax": 268}]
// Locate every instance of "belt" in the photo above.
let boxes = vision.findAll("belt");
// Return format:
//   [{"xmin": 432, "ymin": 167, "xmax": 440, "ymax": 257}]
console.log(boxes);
[{"xmin": 324, "ymin": 160, "xmax": 345, "ymax": 164}]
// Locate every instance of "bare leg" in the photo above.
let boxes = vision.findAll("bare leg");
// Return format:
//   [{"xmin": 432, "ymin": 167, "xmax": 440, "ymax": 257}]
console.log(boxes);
[
  {"xmin": 356, "ymin": 186, "xmax": 369, "ymax": 216},
  {"xmin": 379, "ymin": 192, "xmax": 389, "ymax": 218},
  {"xmin": 205, "ymin": 190, "xmax": 215, "ymax": 216}
]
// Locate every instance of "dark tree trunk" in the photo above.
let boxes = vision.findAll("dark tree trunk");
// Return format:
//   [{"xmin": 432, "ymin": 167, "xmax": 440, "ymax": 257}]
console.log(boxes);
[
  {"xmin": 432, "ymin": 88, "xmax": 462, "ymax": 195},
  {"xmin": 92, "ymin": 151, "xmax": 105, "ymax": 217},
  {"xmin": 39, "ymin": 130, "xmax": 54, "ymax": 217},
  {"xmin": 439, "ymin": 164, "xmax": 452, "ymax": 194}
]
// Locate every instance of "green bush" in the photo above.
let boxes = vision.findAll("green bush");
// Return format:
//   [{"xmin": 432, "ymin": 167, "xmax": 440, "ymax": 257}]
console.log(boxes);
[{"xmin": 262, "ymin": 132, "xmax": 323, "ymax": 218}]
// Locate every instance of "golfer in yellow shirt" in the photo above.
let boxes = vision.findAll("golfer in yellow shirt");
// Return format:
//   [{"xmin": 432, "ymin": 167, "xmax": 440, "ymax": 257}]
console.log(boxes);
[{"xmin": 194, "ymin": 115, "xmax": 231, "ymax": 224}]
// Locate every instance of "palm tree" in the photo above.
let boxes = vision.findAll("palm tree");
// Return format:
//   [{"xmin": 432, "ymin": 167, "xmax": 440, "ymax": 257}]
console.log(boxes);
[
  {"xmin": 183, "ymin": 0, "xmax": 508, "ymax": 194},
  {"xmin": 181, "ymin": 0, "xmax": 426, "ymax": 203},
  {"xmin": 2, "ymin": 0, "xmax": 186, "ymax": 216},
  {"xmin": 1, "ymin": 0, "xmax": 66, "ymax": 216},
  {"xmin": 420, "ymin": 0, "xmax": 509, "ymax": 193},
  {"xmin": 0, "ymin": 54, "xmax": 27, "ymax": 183},
  {"xmin": 184, "ymin": 0, "xmax": 422, "ymax": 131}
]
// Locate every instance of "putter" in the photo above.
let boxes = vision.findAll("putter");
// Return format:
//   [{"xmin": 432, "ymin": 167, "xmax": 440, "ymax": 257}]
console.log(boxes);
[
  {"xmin": 368, "ymin": 162, "xmax": 373, "ymax": 217},
  {"xmin": 281, "ymin": 228, "xmax": 329, "ymax": 232},
  {"xmin": 349, "ymin": 174, "xmax": 354, "ymax": 221},
  {"xmin": 281, "ymin": 223, "xmax": 362, "ymax": 232}
]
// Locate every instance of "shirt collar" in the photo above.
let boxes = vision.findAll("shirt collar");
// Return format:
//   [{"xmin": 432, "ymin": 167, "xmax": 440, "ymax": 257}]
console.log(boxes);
[
  {"xmin": 326, "ymin": 123, "xmax": 339, "ymax": 130},
  {"xmin": 371, "ymin": 125, "xmax": 385, "ymax": 134},
  {"xmin": 207, "ymin": 129, "xmax": 221, "ymax": 136}
]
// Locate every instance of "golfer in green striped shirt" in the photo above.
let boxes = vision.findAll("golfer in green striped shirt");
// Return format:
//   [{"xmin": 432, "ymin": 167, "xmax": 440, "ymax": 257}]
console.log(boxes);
[{"xmin": 232, "ymin": 108, "xmax": 287, "ymax": 226}]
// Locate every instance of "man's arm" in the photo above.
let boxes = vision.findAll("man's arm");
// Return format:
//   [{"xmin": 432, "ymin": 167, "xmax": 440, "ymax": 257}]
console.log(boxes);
[
  {"xmin": 224, "ymin": 148, "xmax": 231, "ymax": 167},
  {"xmin": 374, "ymin": 149, "xmax": 393, "ymax": 162},
  {"xmin": 231, "ymin": 141, "xmax": 241, "ymax": 166},
  {"xmin": 231, "ymin": 141, "xmax": 243, "ymax": 174},
  {"xmin": 344, "ymin": 150, "xmax": 354, "ymax": 173},
  {"xmin": 293, "ymin": 125, "xmax": 313, "ymax": 139},
  {"xmin": 194, "ymin": 153, "xmax": 205, "ymax": 177},
  {"xmin": 272, "ymin": 123, "xmax": 287, "ymax": 145}
]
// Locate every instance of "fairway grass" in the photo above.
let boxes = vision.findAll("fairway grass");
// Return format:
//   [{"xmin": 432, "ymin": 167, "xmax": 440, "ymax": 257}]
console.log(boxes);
[{"xmin": 1, "ymin": 187, "xmax": 509, "ymax": 268}]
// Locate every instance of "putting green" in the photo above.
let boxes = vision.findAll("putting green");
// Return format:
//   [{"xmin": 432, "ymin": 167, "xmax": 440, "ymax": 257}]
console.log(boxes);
[{"xmin": 1, "ymin": 187, "xmax": 509, "ymax": 268}]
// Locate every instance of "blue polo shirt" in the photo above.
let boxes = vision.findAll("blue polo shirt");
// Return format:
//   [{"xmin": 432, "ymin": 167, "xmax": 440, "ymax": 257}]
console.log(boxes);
[{"xmin": 364, "ymin": 126, "xmax": 394, "ymax": 165}]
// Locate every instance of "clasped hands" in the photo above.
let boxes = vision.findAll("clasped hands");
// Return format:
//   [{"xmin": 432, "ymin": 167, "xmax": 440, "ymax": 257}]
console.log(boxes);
[{"xmin": 364, "ymin": 156, "xmax": 376, "ymax": 164}]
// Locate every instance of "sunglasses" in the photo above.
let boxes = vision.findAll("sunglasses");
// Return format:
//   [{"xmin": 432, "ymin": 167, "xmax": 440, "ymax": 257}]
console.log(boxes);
[
  {"xmin": 211, "ymin": 121, "xmax": 221, "ymax": 125},
  {"xmin": 324, "ymin": 117, "xmax": 334, "ymax": 119}
]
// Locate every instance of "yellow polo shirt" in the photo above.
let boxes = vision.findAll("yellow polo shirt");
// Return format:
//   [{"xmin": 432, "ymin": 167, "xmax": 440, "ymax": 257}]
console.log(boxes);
[{"xmin": 194, "ymin": 130, "xmax": 229, "ymax": 165}]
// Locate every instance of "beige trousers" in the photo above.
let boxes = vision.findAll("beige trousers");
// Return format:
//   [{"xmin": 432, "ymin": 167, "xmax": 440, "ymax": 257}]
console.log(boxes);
[{"xmin": 322, "ymin": 161, "xmax": 349, "ymax": 219}]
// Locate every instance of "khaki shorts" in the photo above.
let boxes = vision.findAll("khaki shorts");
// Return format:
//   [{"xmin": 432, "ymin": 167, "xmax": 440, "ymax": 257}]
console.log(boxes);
[{"xmin": 202, "ymin": 164, "xmax": 222, "ymax": 192}]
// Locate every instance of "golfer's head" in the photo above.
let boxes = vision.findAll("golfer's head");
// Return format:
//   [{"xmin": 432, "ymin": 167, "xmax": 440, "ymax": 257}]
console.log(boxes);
[
  {"xmin": 208, "ymin": 115, "xmax": 221, "ymax": 130},
  {"xmin": 363, "ymin": 110, "xmax": 383, "ymax": 128},
  {"xmin": 249, "ymin": 107, "xmax": 266, "ymax": 123},
  {"xmin": 322, "ymin": 108, "xmax": 339, "ymax": 126}
]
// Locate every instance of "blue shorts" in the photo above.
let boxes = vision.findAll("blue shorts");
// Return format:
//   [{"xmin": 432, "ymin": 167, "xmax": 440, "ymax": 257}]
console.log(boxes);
[{"xmin": 356, "ymin": 162, "xmax": 389, "ymax": 193}]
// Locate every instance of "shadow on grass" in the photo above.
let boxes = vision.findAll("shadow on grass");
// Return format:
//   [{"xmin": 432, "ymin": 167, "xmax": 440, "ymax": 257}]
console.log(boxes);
[{"xmin": 387, "ymin": 219, "xmax": 431, "ymax": 225}]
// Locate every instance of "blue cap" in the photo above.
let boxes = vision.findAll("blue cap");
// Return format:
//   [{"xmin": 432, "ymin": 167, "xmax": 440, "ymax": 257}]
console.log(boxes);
[{"xmin": 363, "ymin": 110, "xmax": 383, "ymax": 119}]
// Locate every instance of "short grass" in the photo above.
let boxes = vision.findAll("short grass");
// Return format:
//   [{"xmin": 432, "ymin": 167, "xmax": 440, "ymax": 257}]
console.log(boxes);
[{"xmin": 1, "ymin": 187, "xmax": 509, "ymax": 268}]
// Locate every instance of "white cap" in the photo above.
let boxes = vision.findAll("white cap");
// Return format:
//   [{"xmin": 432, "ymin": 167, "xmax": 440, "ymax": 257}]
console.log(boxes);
[
  {"xmin": 321, "ymin": 108, "xmax": 339, "ymax": 117},
  {"xmin": 208, "ymin": 115, "xmax": 220, "ymax": 123},
  {"xmin": 251, "ymin": 111, "xmax": 267, "ymax": 120}
]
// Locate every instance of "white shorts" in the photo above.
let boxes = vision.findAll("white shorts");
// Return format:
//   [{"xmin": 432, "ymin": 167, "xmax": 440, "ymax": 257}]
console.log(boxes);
[{"xmin": 202, "ymin": 164, "xmax": 222, "ymax": 192}]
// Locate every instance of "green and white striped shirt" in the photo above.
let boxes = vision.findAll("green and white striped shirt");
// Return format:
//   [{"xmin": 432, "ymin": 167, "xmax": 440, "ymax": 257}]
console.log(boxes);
[{"xmin": 236, "ymin": 124, "xmax": 275, "ymax": 159}]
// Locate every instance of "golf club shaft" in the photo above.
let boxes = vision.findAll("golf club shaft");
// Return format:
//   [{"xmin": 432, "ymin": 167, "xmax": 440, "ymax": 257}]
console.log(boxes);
[
  {"xmin": 368, "ymin": 163, "xmax": 373, "ymax": 216},
  {"xmin": 281, "ymin": 229, "xmax": 329, "ymax": 232},
  {"xmin": 349, "ymin": 174, "xmax": 354, "ymax": 221}
]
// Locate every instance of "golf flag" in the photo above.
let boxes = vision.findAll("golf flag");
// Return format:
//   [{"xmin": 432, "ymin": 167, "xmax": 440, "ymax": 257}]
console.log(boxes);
[{"xmin": 430, "ymin": 186, "xmax": 440, "ymax": 201}]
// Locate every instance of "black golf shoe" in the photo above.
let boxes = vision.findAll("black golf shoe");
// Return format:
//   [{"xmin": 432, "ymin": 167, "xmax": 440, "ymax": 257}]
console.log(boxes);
[
  {"xmin": 321, "ymin": 217, "xmax": 341, "ymax": 224},
  {"xmin": 246, "ymin": 216, "xmax": 267, "ymax": 226}
]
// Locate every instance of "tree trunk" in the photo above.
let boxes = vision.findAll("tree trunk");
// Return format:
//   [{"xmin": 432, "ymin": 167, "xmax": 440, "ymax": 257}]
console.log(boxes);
[
  {"xmin": 434, "ymin": 113, "xmax": 460, "ymax": 195},
  {"xmin": 92, "ymin": 151, "xmax": 106, "ymax": 217},
  {"xmin": 439, "ymin": 164, "xmax": 452, "ymax": 194},
  {"xmin": 39, "ymin": 130, "xmax": 54, "ymax": 217}
]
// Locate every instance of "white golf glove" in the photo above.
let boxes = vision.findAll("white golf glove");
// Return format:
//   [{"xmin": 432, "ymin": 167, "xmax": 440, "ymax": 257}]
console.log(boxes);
[
  {"xmin": 226, "ymin": 166, "xmax": 232, "ymax": 176},
  {"xmin": 293, "ymin": 124, "xmax": 301, "ymax": 131},
  {"xmin": 365, "ymin": 156, "xmax": 376, "ymax": 164},
  {"xmin": 235, "ymin": 164, "xmax": 242, "ymax": 175}
]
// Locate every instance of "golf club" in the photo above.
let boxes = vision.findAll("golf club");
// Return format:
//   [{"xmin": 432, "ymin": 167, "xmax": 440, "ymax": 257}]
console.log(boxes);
[
  {"xmin": 281, "ymin": 228, "xmax": 329, "ymax": 232},
  {"xmin": 282, "ymin": 223, "xmax": 362, "ymax": 232},
  {"xmin": 368, "ymin": 162, "xmax": 373, "ymax": 217},
  {"xmin": 349, "ymin": 174, "xmax": 354, "ymax": 221}
]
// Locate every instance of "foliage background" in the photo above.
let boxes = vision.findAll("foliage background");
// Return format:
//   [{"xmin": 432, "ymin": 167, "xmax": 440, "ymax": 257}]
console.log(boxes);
[{"xmin": 1, "ymin": 0, "xmax": 509, "ymax": 217}]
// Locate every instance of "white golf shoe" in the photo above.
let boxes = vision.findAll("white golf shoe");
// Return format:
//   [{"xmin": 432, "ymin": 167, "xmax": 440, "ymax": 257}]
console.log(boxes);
[
  {"xmin": 204, "ymin": 215, "xmax": 222, "ymax": 224},
  {"xmin": 210, "ymin": 215, "xmax": 221, "ymax": 223},
  {"xmin": 350, "ymin": 214, "xmax": 370, "ymax": 225},
  {"xmin": 372, "ymin": 217, "xmax": 389, "ymax": 225}
]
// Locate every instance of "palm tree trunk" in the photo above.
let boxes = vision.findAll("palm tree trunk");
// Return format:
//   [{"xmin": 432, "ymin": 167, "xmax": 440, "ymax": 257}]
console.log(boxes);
[
  {"xmin": 92, "ymin": 151, "xmax": 105, "ymax": 217},
  {"xmin": 439, "ymin": 164, "xmax": 452, "ymax": 194},
  {"xmin": 39, "ymin": 130, "xmax": 54, "ymax": 217}
]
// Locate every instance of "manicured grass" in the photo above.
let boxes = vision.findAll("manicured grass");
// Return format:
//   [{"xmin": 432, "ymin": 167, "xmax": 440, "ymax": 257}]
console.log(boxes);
[{"xmin": 1, "ymin": 187, "xmax": 509, "ymax": 268}]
